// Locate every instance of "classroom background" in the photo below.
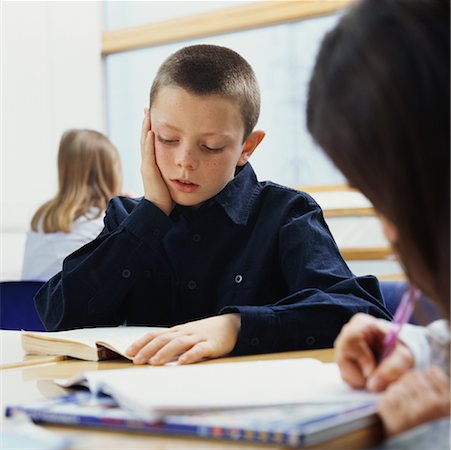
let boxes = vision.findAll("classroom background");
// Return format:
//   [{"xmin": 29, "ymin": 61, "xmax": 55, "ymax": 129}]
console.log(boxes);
[{"xmin": 1, "ymin": 1, "xmax": 403, "ymax": 282}]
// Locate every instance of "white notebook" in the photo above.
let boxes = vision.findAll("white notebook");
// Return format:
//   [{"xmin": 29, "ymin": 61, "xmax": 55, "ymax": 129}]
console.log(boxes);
[{"xmin": 56, "ymin": 358, "xmax": 377, "ymax": 420}]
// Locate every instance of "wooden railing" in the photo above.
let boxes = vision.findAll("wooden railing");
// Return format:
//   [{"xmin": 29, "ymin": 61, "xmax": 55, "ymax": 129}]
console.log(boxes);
[
  {"xmin": 102, "ymin": 0, "xmax": 353, "ymax": 56},
  {"xmin": 297, "ymin": 185, "xmax": 403, "ymax": 281}
]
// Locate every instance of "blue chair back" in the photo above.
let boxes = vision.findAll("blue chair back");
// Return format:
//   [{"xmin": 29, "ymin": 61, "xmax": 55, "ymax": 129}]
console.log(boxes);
[
  {"xmin": 0, "ymin": 281, "xmax": 46, "ymax": 331},
  {"xmin": 380, "ymin": 281, "xmax": 442, "ymax": 325}
]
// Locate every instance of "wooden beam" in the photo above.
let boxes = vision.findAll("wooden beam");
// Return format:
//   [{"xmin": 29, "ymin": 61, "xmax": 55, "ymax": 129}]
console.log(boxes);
[
  {"xmin": 377, "ymin": 273, "xmax": 406, "ymax": 281},
  {"xmin": 323, "ymin": 208, "xmax": 376, "ymax": 217},
  {"xmin": 340, "ymin": 247, "xmax": 395, "ymax": 261},
  {"xmin": 295, "ymin": 183, "xmax": 355, "ymax": 193},
  {"xmin": 102, "ymin": 0, "xmax": 353, "ymax": 56}
]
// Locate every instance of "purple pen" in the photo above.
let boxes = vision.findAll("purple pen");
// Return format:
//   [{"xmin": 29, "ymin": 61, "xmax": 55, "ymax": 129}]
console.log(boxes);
[{"xmin": 380, "ymin": 287, "xmax": 420, "ymax": 361}]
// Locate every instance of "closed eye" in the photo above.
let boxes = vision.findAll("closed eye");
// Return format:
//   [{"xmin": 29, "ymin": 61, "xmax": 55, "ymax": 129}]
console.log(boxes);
[
  {"xmin": 202, "ymin": 144, "xmax": 225, "ymax": 153},
  {"xmin": 157, "ymin": 135, "xmax": 178, "ymax": 144}
]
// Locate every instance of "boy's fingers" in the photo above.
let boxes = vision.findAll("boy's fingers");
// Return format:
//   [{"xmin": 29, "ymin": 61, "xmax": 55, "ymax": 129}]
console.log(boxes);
[
  {"xmin": 142, "ymin": 129, "xmax": 152, "ymax": 160},
  {"xmin": 149, "ymin": 335, "xmax": 199, "ymax": 365},
  {"xmin": 130, "ymin": 332, "xmax": 175, "ymax": 363},
  {"xmin": 125, "ymin": 330, "xmax": 166, "ymax": 355},
  {"xmin": 126, "ymin": 330, "xmax": 177, "ymax": 357},
  {"xmin": 178, "ymin": 341, "xmax": 214, "ymax": 365},
  {"xmin": 140, "ymin": 112, "xmax": 154, "ymax": 170},
  {"xmin": 140, "ymin": 110, "xmax": 150, "ymax": 147},
  {"xmin": 142, "ymin": 130, "xmax": 157, "ymax": 174}
]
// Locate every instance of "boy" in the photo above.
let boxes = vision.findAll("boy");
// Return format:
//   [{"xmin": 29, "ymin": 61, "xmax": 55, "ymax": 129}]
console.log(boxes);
[{"xmin": 36, "ymin": 44, "xmax": 391, "ymax": 365}]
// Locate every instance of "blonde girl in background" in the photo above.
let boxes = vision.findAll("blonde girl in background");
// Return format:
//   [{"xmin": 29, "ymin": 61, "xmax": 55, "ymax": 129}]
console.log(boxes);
[{"xmin": 22, "ymin": 129, "xmax": 122, "ymax": 281}]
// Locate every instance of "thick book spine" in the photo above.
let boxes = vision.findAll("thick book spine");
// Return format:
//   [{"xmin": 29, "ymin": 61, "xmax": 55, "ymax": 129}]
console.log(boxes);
[
  {"xmin": 6, "ymin": 396, "xmax": 376, "ymax": 448},
  {"xmin": 96, "ymin": 346, "xmax": 122, "ymax": 361},
  {"xmin": 5, "ymin": 405, "xmax": 302, "ymax": 446}
]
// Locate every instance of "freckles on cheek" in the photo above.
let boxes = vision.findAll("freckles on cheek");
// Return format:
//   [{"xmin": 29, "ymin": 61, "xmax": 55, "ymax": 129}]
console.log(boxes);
[
  {"xmin": 207, "ymin": 161, "xmax": 227, "ymax": 178},
  {"xmin": 209, "ymin": 154, "xmax": 230, "ymax": 167}
]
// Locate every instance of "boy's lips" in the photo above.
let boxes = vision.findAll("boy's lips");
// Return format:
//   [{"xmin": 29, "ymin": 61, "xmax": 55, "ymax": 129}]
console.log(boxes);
[{"xmin": 171, "ymin": 178, "xmax": 199, "ymax": 193}]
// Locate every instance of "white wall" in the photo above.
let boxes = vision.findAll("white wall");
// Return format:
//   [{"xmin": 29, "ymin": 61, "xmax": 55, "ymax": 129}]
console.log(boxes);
[
  {"xmin": 103, "ymin": 1, "xmax": 250, "ymax": 29},
  {"xmin": 1, "ymin": 1, "xmax": 105, "ymax": 280}
]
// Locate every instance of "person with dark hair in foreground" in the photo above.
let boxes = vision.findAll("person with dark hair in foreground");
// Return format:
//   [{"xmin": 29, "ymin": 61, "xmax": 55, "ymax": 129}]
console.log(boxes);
[{"xmin": 307, "ymin": 0, "xmax": 449, "ymax": 437}]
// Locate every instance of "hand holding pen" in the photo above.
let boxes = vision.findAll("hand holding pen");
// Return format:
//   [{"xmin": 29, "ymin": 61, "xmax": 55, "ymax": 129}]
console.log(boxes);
[
  {"xmin": 334, "ymin": 288, "xmax": 420, "ymax": 392},
  {"xmin": 379, "ymin": 287, "xmax": 420, "ymax": 361}
]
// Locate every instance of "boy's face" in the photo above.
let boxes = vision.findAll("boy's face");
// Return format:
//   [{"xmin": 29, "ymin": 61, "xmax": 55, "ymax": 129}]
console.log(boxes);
[{"xmin": 150, "ymin": 86, "xmax": 262, "ymax": 208}]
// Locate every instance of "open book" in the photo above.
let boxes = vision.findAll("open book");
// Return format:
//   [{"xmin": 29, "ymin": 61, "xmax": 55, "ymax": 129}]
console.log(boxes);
[
  {"xmin": 21, "ymin": 326, "xmax": 164, "ymax": 361},
  {"xmin": 55, "ymin": 358, "xmax": 378, "ymax": 420}
]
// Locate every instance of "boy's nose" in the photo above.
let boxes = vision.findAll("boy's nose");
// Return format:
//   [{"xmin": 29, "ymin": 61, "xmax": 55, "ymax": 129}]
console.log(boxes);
[{"xmin": 175, "ymin": 146, "xmax": 198, "ymax": 170}]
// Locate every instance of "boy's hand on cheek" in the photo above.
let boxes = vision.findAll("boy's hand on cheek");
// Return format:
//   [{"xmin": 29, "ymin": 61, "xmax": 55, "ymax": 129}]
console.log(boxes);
[
  {"xmin": 125, "ymin": 314, "xmax": 241, "ymax": 365},
  {"xmin": 140, "ymin": 108, "xmax": 175, "ymax": 215}
]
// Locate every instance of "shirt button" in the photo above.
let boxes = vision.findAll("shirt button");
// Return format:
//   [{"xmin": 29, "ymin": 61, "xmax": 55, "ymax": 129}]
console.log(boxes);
[
  {"xmin": 192, "ymin": 233, "xmax": 201, "ymax": 242},
  {"xmin": 234, "ymin": 274, "xmax": 243, "ymax": 284},
  {"xmin": 152, "ymin": 228, "xmax": 161, "ymax": 237},
  {"xmin": 305, "ymin": 336, "xmax": 316, "ymax": 345},
  {"xmin": 122, "ymin": 269, "xmax": 131, "ymax": 278},
  {"xmin": 250, "ymin": 337, "xmax": 260, "ymax": 347},
  {"xmin": 187, "ymin": 280, "xmax": 197, "ymax": 290}
]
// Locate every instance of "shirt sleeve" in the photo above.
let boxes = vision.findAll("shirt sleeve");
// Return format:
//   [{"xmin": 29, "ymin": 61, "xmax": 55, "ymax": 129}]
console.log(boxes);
[
  {"xmin": 35, "ymin": 197, "xmax": 174, "ymax": 330},
  {"xmin": 221, "ymin": 205, "xmax": 392, "ymax": 355},
  {"xmin": 399, "ymin": 319, "xmax": 450, "ymax": 374}
]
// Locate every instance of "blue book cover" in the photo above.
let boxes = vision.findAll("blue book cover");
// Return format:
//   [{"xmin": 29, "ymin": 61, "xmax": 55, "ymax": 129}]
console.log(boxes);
[{"xmin": 6, "ymin": 392, "xmax": 377, "ymax": 447}]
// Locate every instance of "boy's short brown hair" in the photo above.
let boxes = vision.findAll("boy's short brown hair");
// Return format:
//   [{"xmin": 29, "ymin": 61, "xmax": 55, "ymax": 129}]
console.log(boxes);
[{"xmin": 150, "ymin": 44, "xmax": 260, "ymax": 141}]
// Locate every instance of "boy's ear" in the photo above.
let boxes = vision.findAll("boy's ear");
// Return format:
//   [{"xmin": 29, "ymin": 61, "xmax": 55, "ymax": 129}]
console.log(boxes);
[{"xmin": 237, "ymin": 130, "xmax": 265, "ymax": 166}]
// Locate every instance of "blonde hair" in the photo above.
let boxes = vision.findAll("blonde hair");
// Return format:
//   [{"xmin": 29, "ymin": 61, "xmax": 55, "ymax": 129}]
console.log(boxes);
[{"xmin": 31, "ymin": 129, "xmax": 121, "ymax": 233}]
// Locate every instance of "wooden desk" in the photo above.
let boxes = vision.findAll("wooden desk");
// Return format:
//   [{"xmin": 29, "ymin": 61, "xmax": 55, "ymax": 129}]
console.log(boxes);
[
  {"xmin": 1, "ymin": 343, "xmax": 383, "ymax": 449},
  {"xmin": 0, "ymin": 330, "xmax": 65, "ymax": 369}
]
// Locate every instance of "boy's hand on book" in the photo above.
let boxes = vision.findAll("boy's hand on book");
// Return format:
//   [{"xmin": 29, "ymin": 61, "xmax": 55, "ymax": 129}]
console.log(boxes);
[
  {"xmin": 141, "ymin": 107, "xmax": 175, "ymax": 215},
  {"xmin": 334, "ymin": 313, "xmax": 414, "ymax": 392},
  {"xmin": 125, "ymin": 313, "xmax": 241, "ymax": 365},
  {"xmin": 378, "ymin": 366, "xmax": 450, "ymax": 437}
]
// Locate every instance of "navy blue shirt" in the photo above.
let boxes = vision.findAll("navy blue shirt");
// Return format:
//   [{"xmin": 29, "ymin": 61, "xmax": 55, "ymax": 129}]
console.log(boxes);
[{"xmin": 36, "ymin": 164, "xmax": 391, "ymax": 355}]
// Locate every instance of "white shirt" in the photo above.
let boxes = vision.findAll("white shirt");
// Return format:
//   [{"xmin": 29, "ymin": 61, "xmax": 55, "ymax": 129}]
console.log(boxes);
[
  {"xmin": 399, "ymin": 319, "xmax": 450, "ymax": 375},
  {"xmin": 21, "ymin": 208, "xmax": 105, "ymax": 281}
]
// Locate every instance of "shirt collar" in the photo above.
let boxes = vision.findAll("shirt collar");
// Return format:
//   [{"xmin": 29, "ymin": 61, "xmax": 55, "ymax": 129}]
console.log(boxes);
[{"xmin": 213, "ymin": 163, "xmax": 260, "ymax": 226}]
